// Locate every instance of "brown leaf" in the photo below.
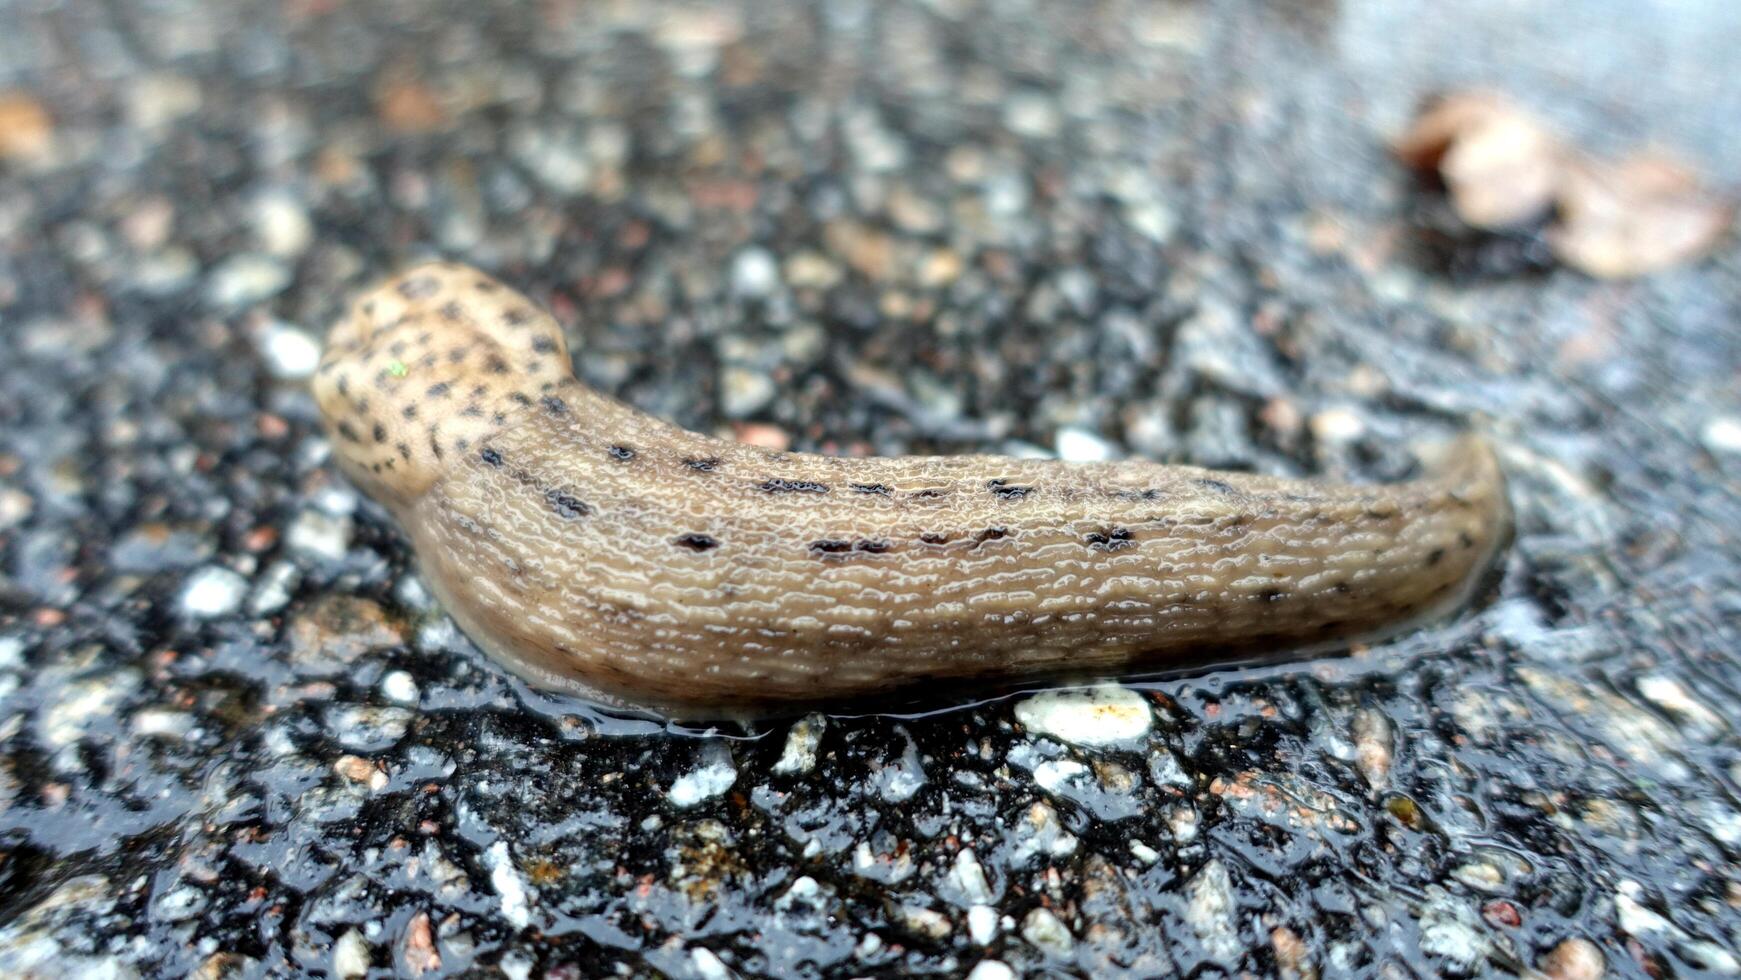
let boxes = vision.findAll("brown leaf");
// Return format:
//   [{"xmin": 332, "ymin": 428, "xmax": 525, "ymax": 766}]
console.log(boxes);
[
  {"xmin": 1549, "ymin": 154, "xmax": 1733, "ymax": 279},
  {"xmin": 1396, "ymin": 93, "xmax": 1562, "ymax": 230}
]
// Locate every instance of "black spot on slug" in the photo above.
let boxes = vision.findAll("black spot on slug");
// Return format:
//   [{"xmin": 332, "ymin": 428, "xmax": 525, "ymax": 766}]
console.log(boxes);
[
  {"xmin": 1259, "ymin": 589, "xmax": 1287, "ymax": 603},
  {"xmin": 485, "ymin": 355, "xmax": 511, "ymax": 375},
  {"xmin": 675, "ymin": 533, "xmax": 717, "ymax": 552},
  {"xmin": 509, "ymin": 392, "xmax": 532, "ymax": 407},
  {"xmin": 851, "ymin": 483, "xmax": 893, "ymax": 495},
  {"xmin": 608, "ymin": 444, "xmax": 636, "ymax": 461},
  {"xmin": 427, "ymin": 382, "xmax": 450, "ymax": 398},
  {"xmin": 531, "ymin": 336, "xmax": 557, "ymax": 354},
  {"xmin": 974, "ymin": 527, "xmax": 1009, "ymax": 545},
  {"xmin": 855, "ymin": 539, "xmax": 891, "ymax": 553},
  {"xmin": 1460, "ymin": 531, "xmax": 1476, "ymax": 550},
  {"xmin": 396, "ymin": 442, "xmax": 411, "ymax": 462},
  {"xmin": 762, "ymin": 478, "xmax": 830, "ymax": 494},
  {"xmin": 402, "ymin": 405, "xmax": 417, "ymax": 420},
  {"xmin": 684, "ymin": 456, "xmax": 721, "ymax": 472},
  {"xmin": 542, "ymin": 396, "xmax": 568, "ymax": 415},
  {"xmin": 909, "ymin": 488, "xmax": 947, "ymax": 500},
  {"xmin": 480, "ymin": 448, "xmax": 503, "ymax": 467},
  {"xmin": 546, "ymin": 490, "xmax": 590, "ymax": 519},
  {"xmin": 441, "ymin": 301, "xmax": 464, "ymax": 320},
  {"xmin": 372, "ymin": 423, "xmax": 387, "ymax": 443},
  {"xmin": 1195, "ymin": 478, "xmax": 1236, "ymax": 495},
  {"xmin": 987, "ymin": 478, "xmax": 1033, "ymax": 499},
  {"xmin": 1425, "ymin": 548, "xmax": 1445, "ymax": 567},
  {"xmin": 919, "ymin": 532, "xmax": 950, "ymax": 545},
  {"xmin": 337, "ymin": 421, "xmax": 360, "ymax": 442},
  {"xmin": 1084, "ymin": 528, "xmax": 1135, "ymax": 551},
  {"xmin": 809, "ymin": 539, "xmax": 853, "ymax": 554},
  {"xmin": 504, "ymin": 308, "xmax": 533, "ymax": 326}
]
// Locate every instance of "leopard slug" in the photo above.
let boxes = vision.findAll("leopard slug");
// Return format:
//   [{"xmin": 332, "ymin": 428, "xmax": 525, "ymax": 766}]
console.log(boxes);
[{"xmin": 312, "ymin": 262, "xmax": 1511, "ymax": 717}]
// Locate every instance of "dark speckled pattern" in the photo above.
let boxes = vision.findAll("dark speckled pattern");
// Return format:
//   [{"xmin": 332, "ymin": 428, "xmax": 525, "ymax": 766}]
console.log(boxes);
[{"xmin": 318, "ymin": 265, "xmax": 1511, "ymax": 715}]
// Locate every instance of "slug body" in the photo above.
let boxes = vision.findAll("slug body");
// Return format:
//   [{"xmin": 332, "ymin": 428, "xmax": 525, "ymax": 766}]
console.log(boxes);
[{"xmin": 314, "ymin": 262, "xmax": 1511, "ymax": 717}]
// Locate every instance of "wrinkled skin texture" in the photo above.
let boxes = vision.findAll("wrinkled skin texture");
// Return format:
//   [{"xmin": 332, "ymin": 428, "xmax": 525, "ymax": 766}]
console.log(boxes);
[{"xmin": 313, "ymin": 262, "xmax": 1512, "ymax": 717}]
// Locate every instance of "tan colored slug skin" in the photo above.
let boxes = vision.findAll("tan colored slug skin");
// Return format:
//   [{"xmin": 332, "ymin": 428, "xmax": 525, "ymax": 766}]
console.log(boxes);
[{"xmin": 313, "ymin": 262, "xmax": 1512, "ymax": 718}]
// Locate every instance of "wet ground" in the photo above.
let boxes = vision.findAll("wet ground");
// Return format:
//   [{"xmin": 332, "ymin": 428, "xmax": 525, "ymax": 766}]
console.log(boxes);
[{"xmin": 1, "ymin": 0, "xmax": 1739, "ymax": 976}]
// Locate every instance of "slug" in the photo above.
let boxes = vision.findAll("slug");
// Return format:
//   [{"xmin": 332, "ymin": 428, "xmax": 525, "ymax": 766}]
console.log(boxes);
[{"xmin": 312, "ymin": 261, "xmax": 1511, "ymax": 717}]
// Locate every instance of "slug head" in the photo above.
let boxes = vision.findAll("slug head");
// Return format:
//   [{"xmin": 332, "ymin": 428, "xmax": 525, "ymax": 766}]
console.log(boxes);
[{"xmin": 312, "ymin": 262, "xmax": 575, "ymax": 506}]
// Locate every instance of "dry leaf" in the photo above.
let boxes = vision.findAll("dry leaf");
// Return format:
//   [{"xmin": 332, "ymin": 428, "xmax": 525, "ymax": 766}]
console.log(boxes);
[
  {"xmin": 1396, "ymin": 93, "xmax": 1562, "ymax": 230},
  {"xmin": 1549, "ymin": 154, "xmax": 1733, "ymax": 279}
]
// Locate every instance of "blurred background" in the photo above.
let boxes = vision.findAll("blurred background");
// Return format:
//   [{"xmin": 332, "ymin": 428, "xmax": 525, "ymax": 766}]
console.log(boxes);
[{"xmin": 0, "ymin": 1, "xmax": 1738, "ymax": 977}]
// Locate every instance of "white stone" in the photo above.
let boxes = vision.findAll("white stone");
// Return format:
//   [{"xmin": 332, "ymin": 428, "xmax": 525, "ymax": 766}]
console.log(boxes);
[
  {"xmin": 669, "ymin": 743, "xmax": 737, "ymax": 807},
  {"xmin": 1702, "ymin": 416, "xmax": 1741, "ymax": 455},
  {"xmin": 1129, "ymin": 840, "xmax": 1161, "ymax": 865},
  {"xmin": 719, "ymin": 366, "xmax": 775, "ymax": 418},
  {"xmin": 1021, "ymin": 907, "xmax": 1075, "ymax": 957},
  {"xmin": 773, "ymin": 713, "xmax": 826, "ymax": 774},
  {"xmin": 1054, "ymin": 426, "xmax": 1119, "ymax": 462},
  {"xmin": 1310, "ymin": 407, "xmax": 1366, "ymax": 444},
  {"xmin": 967, "ymin": 905, "xmax": 999, "ymax": 945},
  {"xmin": 258, "ymin": 320, "xmax": 321, "ymax": 380},
  {"xmin": 180, "ymin": 566, "xmax": 247, "ymax": 618},
  {"xmin": 285, "ymin": 509, "xmax": 351, "ymax": 561},
  {"xmin": 332, "ymin": 929, "xmax": 371, "ymax": 979},
  {"xmin": 965, "ymin": 961, "xmax": 1015, "ymax": 980},
  {"xmin": 485, "ymin": 841, "xmax": 532, "ymax": 930},
  {"xmin": 952, "ymin": 848, "xmax": 994, "ymax": 904},
  {"xmin": 690, "ymin": 947, "xmax": 731, "ymax": 980},
  {"xmin": 1014, "ymin": 683, "xmax": 1152, "ymax": 747},
  {"xmin": 731, "ymin": 248, "xmax": 781, "ymax": 297},
  {"xmin": 252, "ymin": 192, "xmax": 313, "ymax": 258},
  {"xmin": 205, "ymin": 254, "xmax": 290, "ymax": 309},
  {"xmin": 1033, "ymin": 759, "xmax": 1090, "ymax": 793},
  {"xmin": 131, "ymin": 709, "xmax": 194, "ymax": 739},
  {"xmin": 381, "ymin": 671, "xmax": 419, "ymax": 705},
  {"xmin": 1185, "ymin": 859, "xmax": 1241, "ymax": 966}
]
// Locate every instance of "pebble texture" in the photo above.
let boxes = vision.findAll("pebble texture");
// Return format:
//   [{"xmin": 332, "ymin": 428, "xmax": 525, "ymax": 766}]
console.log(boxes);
[{"xmin": 1, "ymin": 0, "xmax": 1740, "ymax": 978}]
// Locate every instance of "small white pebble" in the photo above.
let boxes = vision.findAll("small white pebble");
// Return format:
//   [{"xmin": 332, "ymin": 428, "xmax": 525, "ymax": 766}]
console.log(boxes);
[
  {"xmin": 380, "ymin": 671, "xmax": 419, "ymax": 705},
  {"xmin": 731, "ymin": 247, "xmax": 781, "ymax": 297},
  {"xmin": 484, "ymin": 841, "xmax": 532, "ymax": 930},
  {"xmin": 690, "ymin": 948, "xmax": 731, "ymax": 980},
  {"xmin": 1054, "ymin": 426, "xmax": 1119, "ymax": 462},
  {"xmin": 967, "ymin": 905, "xmax": 999, "ymax": 945},
  {"xmin": 252, "ymin": 192, "xmax": 313, "ymax": 258},
  {"xmin": 131, "ymin": 709, "xmax": 195, "ymax": 739},
  {"xmin": 1033, "ymin": 759, "xmax": 1090, "ymax": 793},
  {"xmin": 332, "ymin": 928, "xmax": 371, "ymax": 979},
  {"xmin": 669, "ymin": 743, "xmax": 737, "ymax": 807},
  {"xmin": 0, "ymin": 635, "xmax": 24, "ymax": 670},
  {"xmin": 772, "ymin": 713, "xmax": 827, "ymax": 775},
  {"xmin": 1021, "ymin": 907, "xmax": 1075, "ymax": 957},
  {"xmin": 1702, "ymin": 416, "xmax": 1741, "ymax": 455},
  {"xmin": 952, "ymin": 848, "xmax": 994, "ymax": 904},
  {"xmin": 258, "ymin": 320, "xmax": 322, "ymax": 380},
  {"xmin": 1129, "ymin": 840, "xmax": 1161, "ymax": 865},
  {"xmin": 1311, "ymin": 406, "xmax": 1366, "ymax": 444},
  {"xmin": 206, "ymin": 253, "xmax": 290, "ymax": 309},
  {"xmin": 966, "ymin": 961, "xmax": 1016, "ymax": 980},
  {"xmin": 286, "ymin": 509, "xmax": 351, "ymax": 561},
  {"xmin": 1014, "ymin": 683, "xmax": 1152, "ymax": 747},
  {"xmin": 180, "ymin": 566, "xmax": 248, "ymax": 618}
]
